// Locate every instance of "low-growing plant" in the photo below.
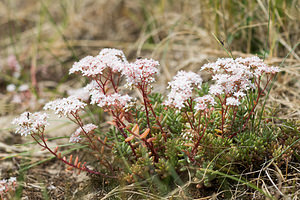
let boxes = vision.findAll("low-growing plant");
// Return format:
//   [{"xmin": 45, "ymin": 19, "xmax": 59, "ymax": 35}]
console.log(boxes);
[{"xmin": 11, "ymin": 48, "xmax": 283, "ymax": 197}]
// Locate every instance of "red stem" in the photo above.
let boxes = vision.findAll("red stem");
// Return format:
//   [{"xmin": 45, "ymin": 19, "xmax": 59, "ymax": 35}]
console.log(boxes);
[
  {"xmin": 31, "ymin": 134, "xmax": 117, "ymax": 178},
  {"xmin": 184, "ymin": 110, "xmax": 194, "ymax": 130},
  {"xmin": 111, "ymin": 111, "xmax": 139, "ymax": 160},
  {"xmin": 140, "ymin": 84, "xmax": 166, "ymax": 141},
  {"xmin": 187, "ymin": 98, "xmax": 195, "ymax": 125},
  {"xmin": 109, "ymin": 70, "xmax": 119, "ymax": 93},
  {"xmin": 191, "ymin": 114, "xmax": 208, "ymax": 155},
  {"xmin": 140, "ymin": 86, "xmax": 152, "ymax": 137},
  {"xmin": 229, "ymin": 76, "xmax": 272, "ymax": 138},
  {"xmin": 71, "ymin": 113, "xmax": 100, "ymax": 152}
]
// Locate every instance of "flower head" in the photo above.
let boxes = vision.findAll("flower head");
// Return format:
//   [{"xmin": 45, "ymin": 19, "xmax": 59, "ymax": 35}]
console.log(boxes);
[
  {"xmin": 123, "ymin": 58, "xmax": 159, "ymax": 86},
  {"xmin": 70, "ymin": 123, "xmax": 98, "ymax": 143},
  {"xmin": 69, "ymin": 49, "xmax": 128, "ymax": 77},
  {"xmin": 226, "ymin": 97, "xmax": 241, "ymax": 106},
  {"xmin": 165, "ymin": 71, "xmax": 202, "ymax": 109},
  {"xmin": 69, "ymin": 56, "xmax": 104, "ymax": 77},
  {"xmin": 235, "ymin": 56, "xmax": 280, "ymax": 77},
  {"xmin": 201, "ymin": 56, "xmax": 279, "ymax": 98},
  {"xmin": 84, "ymin": 80, "xmax": 132, "ymax": 108},
  {"xmin": 12, "ymin": 112, "xmax": 49, "ymax": 136},
  {"xmin": 194, "ymin": 95, "xmax": 216, "ymax": 111},
  {"xmin": 89, "ymin": 89, "xmax": 132, "ymax": 108},
  {"xmin": 43, "ymin": 96, "xmax": 86, "ymax": 117},
  {"xmin": 233, "ymin": 91, "xmax": 246, "ymax": 98},
  {"xmin": 97, "ymin": 48, "xmax": 128, "ymax": 72}
]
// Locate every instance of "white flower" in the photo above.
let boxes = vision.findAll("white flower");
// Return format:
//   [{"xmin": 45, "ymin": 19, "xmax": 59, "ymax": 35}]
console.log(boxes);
[
  {"xmin": 69, "ymin": 56, "xmax": 105, "ymax": 77},
  {"xmin": 123, "ymin": 58, "xmax": 159, "ymax": 86},
  {"xmin": 236, "ymin": 56, "xmax": 280, "ymax": 76},
  {"xmin": 201, "ymin": 62, "xmax": 220, "ymax": 73},
  {"xmin": 89, "ymin": 89, "xmax": 106, "ymax": 106},
  {"xmin": 85, "ymin": 80, "xmax": 132, "ymax": 108},
  {"xmin": 215, "ymin": 58, "xmax": 235, "ymax": 66},
  {"xmin": 70, "ymin": 124, "xmax": 98, "ymax": 143},
  {"xmin": 107, "ymin": 93, "xmax": 132, "ymax": 107},
  {"xmin": 194, "ymin": 95, "xmax": 216, "ymax": 111},
  {"xmin": 165, "ymin": 71, "xmax": 202, "ymax": 109},
  {"xmin": 69, "ymin": 135, "xmax": 81, "ymax": 143},
  {"xmin": 43, "ymin": 96, "xmax": 86, "ymax": 117},
  {"xmin": 89, "ymin": 89, "xmax": 132, "ymax": 108},
  {"xmin": 202, "ymin": 56, "xmax": 279, "ymax": 99},
  {"xmin": 6, "ymin": 84, "xmax": 16, "ymax": 92},
  {"xmin": 212, "ymin": 74, "xmax": 230, "ymax": 85},
  {"xmin": 226, "ymin": 97, "xmax": 240, "ymax": 106},
  {"xmin": 233, "ymin": 91, "xmax": 246, "ymax": 98},
  {"xmin": 164, "ymin": 90, "xmax": 188, "ymax": 109},
  {"xmin": 69, "ymin": 49, "xmax": 128, "ymax": 77},
  {"xmin": 168, "ymin": 71, "xmax": 202, "ymax": 91},
  {"xmin": 267, "ymin": 66, "xmax": 280, "ymax": 74},
  {"xmin": 18, "ymin": 84, "xmax": 29, "ymax": 92},
  {"xmin": 12, "ymin": 112, "xmax": 49, "ymax": 136},
  {"xmin": 209, "ymin": 84, "xmax": 224, "ymax": 95},
  {"xmin": 97, "ymin": 48, "xmax": 128, "ymax": 72}
]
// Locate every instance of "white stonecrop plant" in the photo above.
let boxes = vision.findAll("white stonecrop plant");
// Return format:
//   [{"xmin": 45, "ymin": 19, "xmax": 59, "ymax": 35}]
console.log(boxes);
[{"xmin": 11, "ymin": 48, "xmax": 280, "ymax": 178}]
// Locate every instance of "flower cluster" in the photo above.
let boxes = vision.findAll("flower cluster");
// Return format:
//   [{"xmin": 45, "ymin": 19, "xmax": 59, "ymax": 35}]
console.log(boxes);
[
  {"xmin": 0, "ymin": 177, "xmax": 17, "ymax": 199},
  {"xmin": 89, "ymin": 90, "xmax": 132, "ymax": 108},
  {"xmin": 69, "ymin": 56, "xmax": 104, "ymax": 77},
  {"xmin": 123, "ymin": 58, "xmax": 160, "ymax": 87},
  {"xmin": 83, "ymin": 80, "xmax": 132, "ymax": 108},
  {"xmin": 235, "ymin": 56, "xmax": 280, "ymax": 77},
  {"xmin": 70, "ymin": 123, "xmax": 98, "ymax": 143},
  {"xmin": 201, "ymin": 56, "xmax": 280, "ymax": 106},
  {"xmin": 97, "ymin": 48, "xmax": 128, "ymax": 73},
  {"xmin": 205, "ymin": 61, "xmax": 254, "ymax": 97},
  {"xmin": 164, "ymin": 71, "xmax": 202, "ymax": 109},
  {"xmin": 69, "ymin": 49, "xmax": 161, "ymax": 111},
  {"xmin": 12, "ymin": 112, "xmax": 49, "ymax": 136},
  {"xmin": 69, "ymin": 48, "xmax": 128, "ymax": 77},
  {"xmin": 194, "ymin": 95, "xmax": 216, "ymax": 112},
  {"xmin": 43, "ymin": 96, "xmax": 86, "ymax": 117}
]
